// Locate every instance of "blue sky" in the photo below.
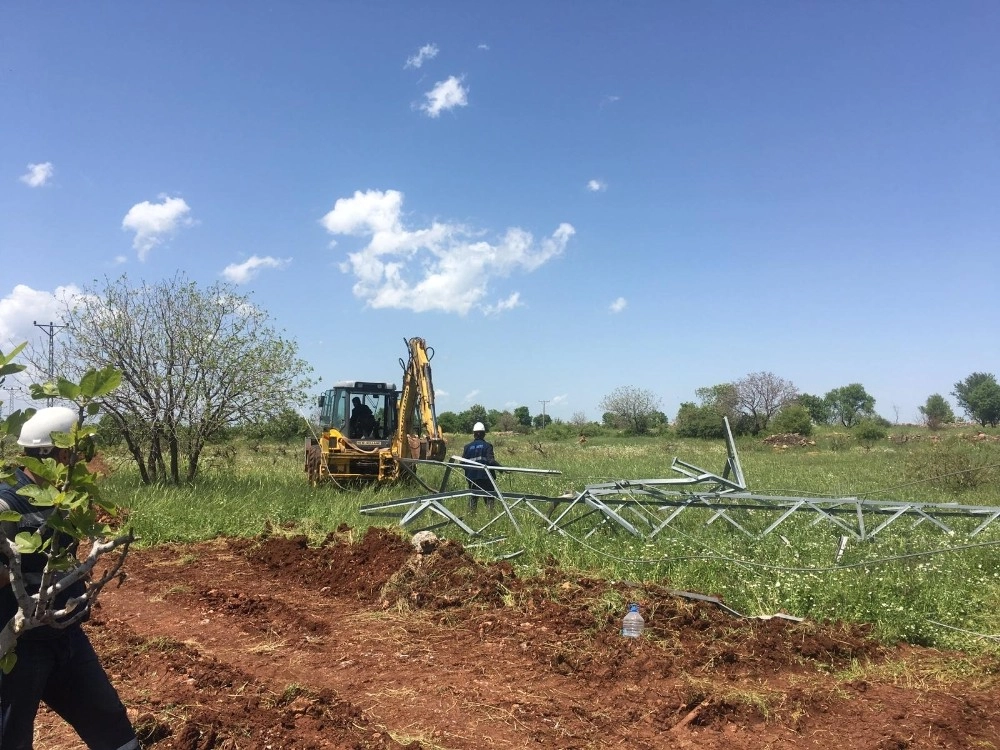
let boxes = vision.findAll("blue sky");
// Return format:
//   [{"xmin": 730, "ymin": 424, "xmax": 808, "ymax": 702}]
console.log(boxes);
[{"xmin": 2, "ymin": 2, "xmax": 998, "ymax": 424}]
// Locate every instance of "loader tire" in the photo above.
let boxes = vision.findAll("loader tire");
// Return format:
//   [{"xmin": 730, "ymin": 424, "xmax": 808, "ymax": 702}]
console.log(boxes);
[{"xmin": 306, "ymin": 443, "xmax": 323, "ymax": 485}]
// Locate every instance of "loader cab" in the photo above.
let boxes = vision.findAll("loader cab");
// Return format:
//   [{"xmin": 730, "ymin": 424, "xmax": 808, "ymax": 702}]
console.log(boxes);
[{"xmin": 318, "ymin": 381, "xmax": 398, "ymax": 445}]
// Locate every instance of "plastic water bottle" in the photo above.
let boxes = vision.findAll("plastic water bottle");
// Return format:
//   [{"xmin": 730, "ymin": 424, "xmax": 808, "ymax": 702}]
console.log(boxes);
[{"xmin": 622, "ymin": 603, "xmax": 644, "ymax": 638}]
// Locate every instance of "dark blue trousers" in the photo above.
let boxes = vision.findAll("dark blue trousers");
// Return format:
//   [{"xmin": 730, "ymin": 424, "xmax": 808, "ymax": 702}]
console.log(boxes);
[{"xmin": 0, "ymin": 626, "xmax": 138, "ymax": 750}]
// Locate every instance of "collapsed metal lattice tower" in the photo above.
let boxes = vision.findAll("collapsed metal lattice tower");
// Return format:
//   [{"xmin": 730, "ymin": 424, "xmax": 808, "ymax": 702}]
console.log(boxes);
[{"xmin": 360, "ymin": 419, "xmax": 1000, "ymax": 544}]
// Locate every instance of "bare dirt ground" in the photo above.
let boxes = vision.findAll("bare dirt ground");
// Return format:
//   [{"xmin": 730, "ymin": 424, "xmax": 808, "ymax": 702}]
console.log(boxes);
[{"xmin": 34, "ymin": 526, "xmax": 1000, "ymax": 749}]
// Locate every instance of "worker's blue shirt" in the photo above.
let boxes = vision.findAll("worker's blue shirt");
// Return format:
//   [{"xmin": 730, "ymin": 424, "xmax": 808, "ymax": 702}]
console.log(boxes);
[{"xmin": 462, "ymin": 438, "xmax": 497, "ymax": 489}]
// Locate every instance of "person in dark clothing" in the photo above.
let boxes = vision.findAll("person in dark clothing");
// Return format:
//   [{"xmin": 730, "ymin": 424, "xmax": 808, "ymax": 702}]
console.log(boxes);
[
  {"xmin": 0, "ymin": 406, "xmax": 139, "ymax": 750},
  {"xmin": 462, "ymin": 422, "xmax": 500, "ymax": 510},
  {"xmin": 349, "ymin": 397, "xmax": 377, "ymax": 438}
]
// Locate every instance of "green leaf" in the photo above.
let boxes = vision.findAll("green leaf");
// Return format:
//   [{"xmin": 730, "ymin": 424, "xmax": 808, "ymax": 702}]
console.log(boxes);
[
  {"xmin": 0, "ymin": 649, "xmax": 17, "ymax": 675},
  {"xmin": 0, "ymin": 511, "xmax": 21, "ymax": 523},
  {"xmin": 45, "ymin": 555, "xmax": 75, "ymax": 572},
  {"xmin": 86, "ymin": 402, "xmax": 101, "ymax": 417},
  {"xmin": 0, "ymin": 361, "xmax": 26, "ymax": 379},
  {"xmin": 80, "ymin": 367, "xmax": 121, "ymax": 399},
  {"xmin": 70, "ymin": 462, "xmax": 99, "ymax": 487},
  {"xmin": 14, "ymin": 531, "xmax": 43, "ymax": 554},
  {"xmin": 62, "ymin": 490, "xmax": 90, "ymax": 511},
  {"xmin": 48, "ymin": 425, "xmax": 81, "ymax": 450},
  {"xmin": 55, "ymin": 378, "xmax": 81, "ymax": 400},
  {"xmin": 0, "ymin": 342, "xmax": 27, "ymax": 363},
  {"xmin": 2, "ymin": 410, "xmax": 36, "ymax": 444},
  {"xmin": 29, "ymin": 382, "xmax": 59, "ymax": 400},
  {"xmin": 19, "ymin": 456, "xmax": 63, "ymax": 484},
  {"xmin": 0, "ymin": 343, "xmax": 27, "ymax": 378},
  {"xmin": 16, "ymin": 483, "xmax": 61, "ymax": 508},
  {"xmin": 92, "ymin": 497, "xmax": 120, "ymax": 514},
  {"xmin": 45, "ymin": 513, "xmax": 74, "ymax": 536}
]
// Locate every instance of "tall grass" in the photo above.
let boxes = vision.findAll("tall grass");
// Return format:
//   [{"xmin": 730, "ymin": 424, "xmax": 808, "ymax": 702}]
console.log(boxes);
[{"xmin": 100, "ymin": 426, "xmax": 1000, "ymax": 650}]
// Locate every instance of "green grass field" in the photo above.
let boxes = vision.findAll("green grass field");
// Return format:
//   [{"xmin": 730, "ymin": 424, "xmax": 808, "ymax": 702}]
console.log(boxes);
[{"xmin": 102, "ymin": 425, "xmax": 1000, "ymax": 651}]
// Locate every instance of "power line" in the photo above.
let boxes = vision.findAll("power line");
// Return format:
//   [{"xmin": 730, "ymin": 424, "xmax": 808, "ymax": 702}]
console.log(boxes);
[
  {"xmin": 538, "ymin": 399, "xmax": 549, "ymax": 426},
  {"xmin": 33, "ymin": 320, "xmax": 67, "ymax": 407}
]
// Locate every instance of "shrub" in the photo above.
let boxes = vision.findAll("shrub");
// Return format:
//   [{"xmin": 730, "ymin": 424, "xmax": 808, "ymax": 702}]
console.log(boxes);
[
  {"xmin": 674, "ymin": 402, "xmax": 725, "ymax": 439},
  {"xmin": 904, "ymin": 439, "xmax": 1000, "ymax": 494},
  {"xmin": 919, "ymin": 394, "xmax": 956, "ymax": 430},
  {"xmin": 536, "ymin": 422, "xmax": 576, "ymax": 441},
  {"xmin": 770, "ymin": 405, "xmax": 813, "ymax": 436},
  {"xmin": 827, "ymin": 433, "xmax": 851, "ymax": 451},
  {"xmin": 854, "ymin": 419, "xmax": 888, "ymax": 449}
]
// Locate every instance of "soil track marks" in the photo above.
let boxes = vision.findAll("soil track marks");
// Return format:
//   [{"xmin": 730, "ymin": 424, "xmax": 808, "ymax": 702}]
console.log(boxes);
[{"xmin": 34, "ymin": 527, "xmax": 1000, "ymax": 749}]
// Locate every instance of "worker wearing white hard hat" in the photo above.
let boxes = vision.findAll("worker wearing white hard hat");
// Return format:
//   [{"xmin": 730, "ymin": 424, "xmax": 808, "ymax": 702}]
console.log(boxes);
[
  {"xmin": 0, "ymin": 406, "xmax": 140, "ymax": 750},
  {"xmin": 16, "ymin": 405, "xmax": 77, "ymax": 450},
  {"xmin": 461, "ymin": 420, "xmax": 500, "ymax": 510}
]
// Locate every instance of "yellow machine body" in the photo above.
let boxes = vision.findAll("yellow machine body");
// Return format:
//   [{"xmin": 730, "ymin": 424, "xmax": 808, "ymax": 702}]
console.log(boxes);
[{"xmin": 305, "ymin": 337, "xmax": 446, "ymax": 484}]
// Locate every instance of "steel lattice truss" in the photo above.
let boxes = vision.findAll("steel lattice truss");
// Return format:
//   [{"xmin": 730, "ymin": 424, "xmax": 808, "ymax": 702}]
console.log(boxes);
[{"xmin": 360, "ymin": 419, "xmax": 1000, "ymax": 544}]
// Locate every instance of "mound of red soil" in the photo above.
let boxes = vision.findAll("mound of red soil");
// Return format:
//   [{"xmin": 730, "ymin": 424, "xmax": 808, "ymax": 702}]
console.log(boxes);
[{"xmin": 33, "ymin": 527, "xmax": 1000, "ymax": 749}]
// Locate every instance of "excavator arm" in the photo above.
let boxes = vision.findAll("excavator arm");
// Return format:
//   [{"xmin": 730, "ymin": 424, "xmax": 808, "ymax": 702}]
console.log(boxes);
[{"xmin": 393, "ymin": 337, "xmax": 447, "ymax": 462}]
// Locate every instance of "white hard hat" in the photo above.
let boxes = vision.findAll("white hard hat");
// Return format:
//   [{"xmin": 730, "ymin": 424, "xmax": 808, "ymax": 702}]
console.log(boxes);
[
  {"xmin": 17, "ymin": 406, "xmax": 77, "ymax": 448},
  {"xmin": 473, "ymin": 422, "xmax": 486, "ymax": 433}
]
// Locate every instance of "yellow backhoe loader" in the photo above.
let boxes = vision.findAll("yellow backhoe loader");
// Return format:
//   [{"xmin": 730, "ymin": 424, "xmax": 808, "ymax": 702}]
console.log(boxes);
[{"xmin": 305, "ymin": 337, "xmax": 446, "ymax": 484}]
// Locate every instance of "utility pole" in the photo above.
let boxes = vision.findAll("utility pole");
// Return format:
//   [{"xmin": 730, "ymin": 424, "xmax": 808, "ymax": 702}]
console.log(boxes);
[
  {"xmin": 538, "ymin": 399, "xmax": 549, "ymax": 428},
  {"xmin": 34, "ymin": 320, "xmax": 67, "ymax": 407}
]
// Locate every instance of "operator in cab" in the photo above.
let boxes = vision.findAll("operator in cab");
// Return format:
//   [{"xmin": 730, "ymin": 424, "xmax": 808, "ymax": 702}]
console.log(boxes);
[{"xmin": 349, "ymin": 397, "xmax": 377, "ymax": 439}]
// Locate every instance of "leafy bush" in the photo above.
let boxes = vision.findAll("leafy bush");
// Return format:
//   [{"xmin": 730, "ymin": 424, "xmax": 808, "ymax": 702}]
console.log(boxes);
[
  {"xmin": 244, "ymin": 407, "xmax": 309, "ymax": 442},
  {"xmin": 770, "ymin": 405, "xmax": 813, "ymax": 436},
  {"xmin": 674, "ymin": 402, "xmax": 725, "ymax": 439},
  {"xmin": 96, "ymin": 413, "xmax": 125, "ymax": 447},
  {"xmin": 796, "ymin": 393, "xmax": 831, "ymax": 425},
  {"xmin": 535, "ymin": 422, "xmax": 576, "ymax": 441},
  {"xmin": 904, "ymin": 439, "xmax": 1000, "ymax": 494},
  {"xmin": 854, "ymin": 419, "xmax": 888, "ymax": 449},
  {"xmin": 919, "ymin": 394, "xmax": 955, "ymax": 430}
]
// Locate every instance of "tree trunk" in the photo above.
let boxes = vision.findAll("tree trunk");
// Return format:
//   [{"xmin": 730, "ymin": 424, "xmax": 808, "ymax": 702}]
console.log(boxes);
[
  {"xmin": 120, "ymin": 429, "xmax": 151, "ymax": 485},
  {"xmin": 185, "ymin": 449, "xmax": 200, "ymax": 482},
  {"xmin": 168, "ymin": 430, "xmax": 180, "ymax": 484}
]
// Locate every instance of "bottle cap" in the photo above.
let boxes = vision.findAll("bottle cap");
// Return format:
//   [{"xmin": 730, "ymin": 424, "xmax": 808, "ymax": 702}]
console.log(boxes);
[{"xmin": 629, "ymin": 603, "xmax": 639, "ymax": 612}]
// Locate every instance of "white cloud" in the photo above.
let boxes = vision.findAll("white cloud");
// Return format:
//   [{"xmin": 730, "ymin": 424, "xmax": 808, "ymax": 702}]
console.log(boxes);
[
  {"xmin": 0, "ymin": 284, "xmax": 82, "ymax": 348},
  {"xmin": 221, "ymin": 255, "xmax": 291, "ymax": 284},
  {"xmin": 478, "ymin": 43, "xmax": 490, "ymax": 51},
  {"xmin": 419, "ymin": 76, "xmax": 468, "ymax": 118},
  {"xmin": 20, "ymin": 162, "xmax": 54, "ymax": 187},
  {"xmin": 587, "ymin": 179, "xmax": 607, "ymax": 192},
  {"xmin": 550, "ymin": 394, "xmax": 568, "ymax": 405},
  {"xmin": 435, "ymin": 389, "xmax": 449, "ymax": 399},
  {"xmin": 405, "ymin": 43, "xmax": 439, "ymax": 69},
  {"xmin": 321, "ymin": 189, "xmax": 574, "ymax": 315},
  {"xmin": 464, "ymin": 389, "xmax": 480, "ymax": 403},
  {"xmin": 121, "ymin": 195, "xmax": 194, "ymax": 260},
  {"xmin": 112, "ymin": 255, "xmax": 128, "ymax": 265},
  {"xmin": 321, "ymin": 189, "xmax": 405, "ymax": 236},
  {"xmin": 600, "ymin": 95, "xmax": 621, "ymax": 108},
  {"xmin": 609, "ymin": 297, "xmax": 627, "ymax": 313},
  {"xmin": 483, "ymin": 292, "xmax": 522, "ymax": 316}
]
